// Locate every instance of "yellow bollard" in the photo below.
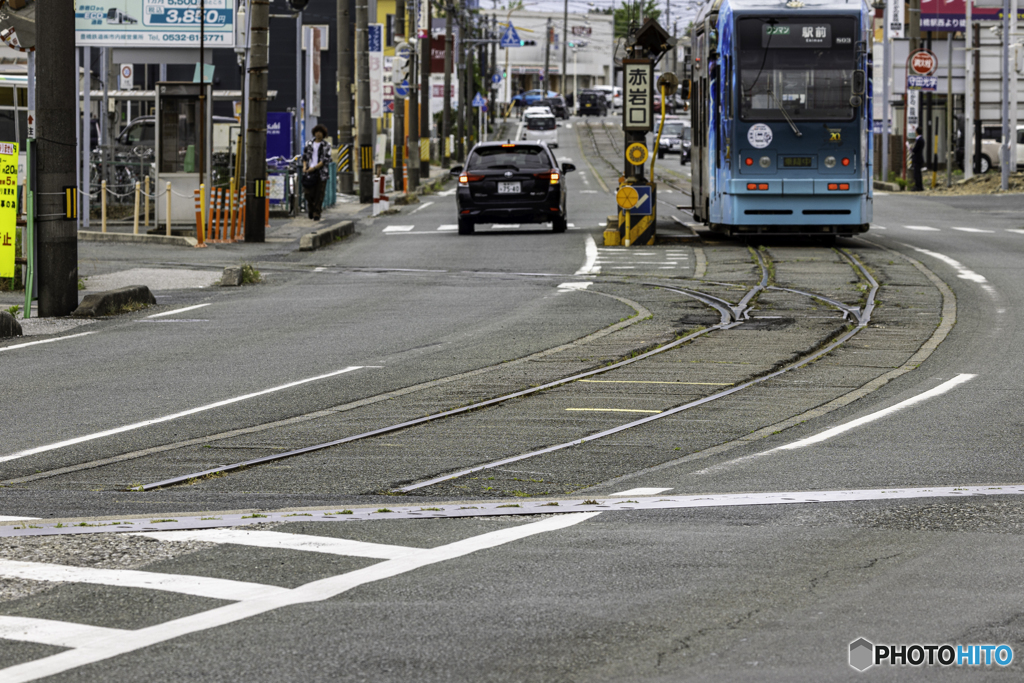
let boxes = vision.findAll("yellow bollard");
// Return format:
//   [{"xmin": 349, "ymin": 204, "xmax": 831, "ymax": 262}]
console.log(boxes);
[
  {"xmin": 165, "ymin": 182, "xmax": 172, "ymax": 236},
  {"xmin": 144, "ymin": 175, "xmax": 150, "ymax": 228},
  {"xmin": 132, "ymin": 181, "xmax": 141, "ymax": 235},
  {"xmin": 101, "ymin": 180, "xmax": 107, "ymax": 233},
  {"xmin": 197, "ymin": 183, "xmax": 207, "ymax": 247},
  {"xmin": 623, "ymin": 211, "xmax": 631, "ymax": 247},
  {"xmin": 229, "ymin": 177, "xmax": 236, "ymax": 241}
]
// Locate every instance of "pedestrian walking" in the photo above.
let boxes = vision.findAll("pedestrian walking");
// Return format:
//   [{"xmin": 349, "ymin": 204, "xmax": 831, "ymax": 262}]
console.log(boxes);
[
  {"xmin": 302, "ymin": 124, "xmax": 331, "ymax": 220},
  {"xmin": 911, "ymin": 126, "xmax": 925, "ymax": 192}
]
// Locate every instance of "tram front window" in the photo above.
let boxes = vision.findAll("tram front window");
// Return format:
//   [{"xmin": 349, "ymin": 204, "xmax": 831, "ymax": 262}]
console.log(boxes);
[{"xmin": 738, "ymin": 17, "xmax": 857, "ymax": 122}]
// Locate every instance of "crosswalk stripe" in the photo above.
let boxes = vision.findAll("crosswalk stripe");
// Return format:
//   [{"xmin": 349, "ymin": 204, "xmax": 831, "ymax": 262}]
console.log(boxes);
[
  {"xmin": 903, "ymin": 225, "xmax": 940, "ymax": 231},
  {"xmin": 437, "ymin": 224, "xmax": 457, "ymax": 231},
  {"xmin": 0, "ymin": 616, "xmax": 128, "ymax": 649},
  {"xmin": 382, "ymin": 225, "xmax": 415, "ymax": 232},
  {"xmin": 951, "ymin": 227, "xmax": 992, "ymax": 233},
  {"xmin": 610, "ymin": 488, "xmax": 672, "ymax": 497},
  {"xmin": 132, "ymin": 529, "xmax": 418, "ymax": 560},
  {"xmin": 0, "ymin": 560, "xmax": 290, "ymax": 601}
]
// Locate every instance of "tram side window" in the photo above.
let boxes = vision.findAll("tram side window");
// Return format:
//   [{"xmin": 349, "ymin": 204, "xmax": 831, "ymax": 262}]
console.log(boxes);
[{"xmin": 723, "ymin": 57, "xmax": 732, "ymax": 118}]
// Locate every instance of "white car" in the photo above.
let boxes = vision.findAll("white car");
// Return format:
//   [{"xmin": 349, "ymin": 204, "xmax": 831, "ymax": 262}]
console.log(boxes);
[
  {"xmin": 521, "ymin": 114, "xmax": 559, "ymax": 148},
  {"xmin": 592, "ymin": 85, "xmax": 622, "ymax": 109},
  {"xmin": 523, "ymin": 105, "xmax": 555, "ymax": 119}
]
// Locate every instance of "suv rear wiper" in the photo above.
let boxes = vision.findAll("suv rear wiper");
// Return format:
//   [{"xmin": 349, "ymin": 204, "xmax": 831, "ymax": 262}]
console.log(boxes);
[
  {"xmin": 484, "ymin": 164, "xmax": 520, "ymax": 171},
  {"xmin": 767, "ymin": 87, "xmax": 802, "ymax": 138}
]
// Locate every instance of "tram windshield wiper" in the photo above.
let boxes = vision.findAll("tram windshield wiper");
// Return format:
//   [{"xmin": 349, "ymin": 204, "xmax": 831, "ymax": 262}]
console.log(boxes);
[{"xmin": 767, "ymin": 88, "xmax": 802, "ymax": 138}]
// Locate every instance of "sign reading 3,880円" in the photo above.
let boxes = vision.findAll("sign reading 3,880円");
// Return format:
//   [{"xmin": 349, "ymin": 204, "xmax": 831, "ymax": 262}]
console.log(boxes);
[
  {"xmin": 0, "ymin": 142, "xmax": 18, "ymax": 279},
  {"xmin": 75, "ymin": 0, "xmax": 235, "ymax": 48}
]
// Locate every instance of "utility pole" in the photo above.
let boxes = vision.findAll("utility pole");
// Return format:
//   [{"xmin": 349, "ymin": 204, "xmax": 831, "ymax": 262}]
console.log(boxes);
[
  {"xmin": 561, "ymin": 0, "xmax": 568, "ymax": 93},
  {"xmin": 35, "ymin": 0, "xmax": 78, "ymax": 316},
  {"xmin": 443, "ymin": 1, "xmax": 453, "ymax": 168},
  {"xmin": 490, "ymin": 14, "xmax": 497, "ymax": 127},
  {"xmin": 394, "ymin": 0, "xmax": 405, "ymax": 189},
  {"xmin": 1002, "ymin": 0, "xmax": 1010, "ymax": 191},
  {"xmin": 245, "ymin": 0, "xmax": 269, "ymax": 242},
  {"xmin": 543, "ymin": 17, "xmax": 551, "ymax": 88},
  {"xmin": 356, "ymin": 0, "xmax": 372, "ymax": 202},
  {"xmin": 337, "ymin": 0, "xmax": 354, "ymax": 193},
  {"xmin": 420, "ymin": 0, "xmax": 432, "ymax": 178},
  {"xmin": 407, "ymin": 1, "xmax": 420, "ymax": 189},
  {"xmin": 965, "ymin": 1, "xmax": 973, "ymax": 179},
  {"xmin": 456, "ymin": 11, "xmax": 466, "ymax": 161}
]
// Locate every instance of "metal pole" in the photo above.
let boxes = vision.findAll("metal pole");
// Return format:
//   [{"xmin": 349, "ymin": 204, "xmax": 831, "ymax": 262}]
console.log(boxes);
[
  {"xmin": 83, "ymin": 46, "xmax": 90, "ymax": 229},
  {"xmin": 1011, "ymin": 0, "xmax": 1019, "ymax": 170},
  {"xmin": 407, "ymin": 1, "xmax": 419, "ymax": 189},
  {"xmin": 561, "ymin": 0, "xmax": 568, "ymax": 92},
  {"xmin": 394, "ymin": 0, "xmax": 405, "ymax": 190},
  {"xmin": 881, "ymin": 0, "xmax": 890, "ymax": 183},
  {"xmin": 420, "ymin": 0, "xmax": 431, "ymax": 177},
  {"xmin": 296, "ymin": 11, "xmax": 303, "ymax": 156},
  {"xmin": 1002, "ymin": 0, "xmax": 1011, "ymax": 191},
  {"xmin": 443, "ymin": 2, "xmax": 453, "ymax": 168},
  {"xmin": 946, "ymin": 30, "xmax": 953, "ymax": 187},
  {"xmin": 965, "ymin": 0, "xmax": 974, "ymax": 179},
  {"xmin": 544, "ymin": 17, "xmax": 551, "ymax": 88}
]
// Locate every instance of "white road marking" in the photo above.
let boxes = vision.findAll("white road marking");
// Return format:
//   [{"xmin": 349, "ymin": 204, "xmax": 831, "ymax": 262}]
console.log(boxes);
[
  {"xmin": 0, "ymin": 513, "xmax": 599, "ymax": 683},
  {"xmin": 875, "ymin": 191, "xmax": 889, "ymax": 196},
  {"xmin": 566, "ymin": 408, "xmax": 662, "ymax": 413},
  {"xmin": 133, "ymin": 529, "xmax": 418, "ymax": 560},
  {"xmin": 437, "ymin": 224, "xmax": 458, "ymax": 231},
  {"xmin": 903, "ymin": 225, "xmax": 940, "ymax": 231},
  {"xmin": 383, "ymin": 225, "xmax": 415, "ymax": 232},
  {"xmin": 1007, "ymin": 229, "xmax": 1024, "ymax": 235},
  {"xmin": 0, "ymin": 366, "xmax": 365, "ymax": 462},
  {"xmin": 908, "ymin": 246, "xmax": 996, "ymax": 295},
  {"xmin": 0, "ymin": 332, "xmax": 96, "ymax": 353},
  {"xmin": 951, "ymin": 227, "xmax": 993, "ymax": 233},
  {"xmin": 0, "ymin": 516, "xmax": 39, "ymax": 522},
  {"xmin": 147, "ymin": 304, "xmax": 210, "ymax": 318},
  {"xmin": 436, "ymin": 188, "xmax": 457, "ymax": 197},
  {"xmin": 410, "ymin": 201, "xmax": 434, "ymax": 214},
  {"xmin": 580, "ymin": 190, "xmax": 599, "ymax": 193},
  {"xmin": 574, "ymin": 234, "xmax": 599, "ymax": 275},
  {"xmin": 0, "ymin": 560, "xmax": 291, "ymax": 601},
  {"xmin": 313, "ymin": 267, "xmax": 327, "ymax": 272},
  {"xmin": 0, "ymin": 617, "xmax": 128, "ymax": 649},
  {"xmin": 870, "ymin": 224, "xmax": 888, "ymax": 230},
  {"xmin": 567, "ymin": 223, "xmax": 575, "ymax": 228},
  {"xmin": 610, "ymin": 488, "xmax": 672, "ymax": 497}
]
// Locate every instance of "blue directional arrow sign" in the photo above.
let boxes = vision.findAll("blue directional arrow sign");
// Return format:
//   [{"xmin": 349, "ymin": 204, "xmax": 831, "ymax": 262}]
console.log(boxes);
[
  {"xmin": 395, "ymin": 79, "xmax": 410, "ymax": 98},
  {"xmin": 472, "ymin": 92, "xmax": 487, "ymax": 107},
  {"xmin": 630, "ymin": 186, "xmax": 653, "ymax": 216},
  {"xmin": 492, "ymin": 73, "xmax": 502, "ymax": 85},
  {"xmin": 500, "ymin": 24, "xmax": 522, "ymax": 48}
]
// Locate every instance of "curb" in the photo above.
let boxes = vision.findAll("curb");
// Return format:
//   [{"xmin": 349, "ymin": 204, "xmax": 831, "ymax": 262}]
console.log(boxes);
[
  {"xmin": 299, "ymin": 220, "xmax": 356, "ymax": 251},
  {"xmin": 72, "ymin": 285, "xmax": 157, "ymax": 317},
  {"xmin": 78, "ymin": 231, "xmax": 198, "ymax": 247},
  {"xmin": 391, "ymin": 172, "xmax": 450, "ymax": 206},
  {"xmin": 873, "ymin": 180, "xmax": 901, "ymax": 192}
]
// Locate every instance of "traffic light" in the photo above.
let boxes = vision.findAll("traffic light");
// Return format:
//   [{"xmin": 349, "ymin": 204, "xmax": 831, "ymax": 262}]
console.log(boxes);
[
  {"xmin": 519, "ymin": 39, "xmax": 536, "ymax": 46},
  {"xmin": 288, "ymin": 0, "xmax": 309, "ymax": 10}
]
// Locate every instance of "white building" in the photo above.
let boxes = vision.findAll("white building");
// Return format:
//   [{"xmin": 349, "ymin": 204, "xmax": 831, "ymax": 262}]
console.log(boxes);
[{"xmin": 496, "ymin": 10, "xmax": 614, "ymax": 103}]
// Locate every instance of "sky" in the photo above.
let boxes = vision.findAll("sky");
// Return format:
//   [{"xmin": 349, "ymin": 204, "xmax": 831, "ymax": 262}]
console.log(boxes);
[{"xmin": 482, "ymin": 0, "xmax": 703, "ymax": 29}]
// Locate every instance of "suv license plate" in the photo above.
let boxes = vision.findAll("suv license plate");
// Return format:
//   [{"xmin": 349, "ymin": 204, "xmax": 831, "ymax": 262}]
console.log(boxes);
[{"xmin": 498, "ymin": 182, "xmax": 521, "ymax": 194}]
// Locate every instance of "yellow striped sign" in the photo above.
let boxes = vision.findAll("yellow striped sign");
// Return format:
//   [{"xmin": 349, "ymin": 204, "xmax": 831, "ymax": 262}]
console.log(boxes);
[
  {"xmin": 252, "ymin": 178, "xmax": 265, "ymax": 198},
  {"xmin": 361, "ymin": 145, "xmax": 373, "ymax": 170},
  {"xmin": 63, "ymin": 186, "xmax": 78, "ymax": 219}
]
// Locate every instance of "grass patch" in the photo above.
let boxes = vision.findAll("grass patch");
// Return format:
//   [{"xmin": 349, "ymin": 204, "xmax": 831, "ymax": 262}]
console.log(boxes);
[
  {"xmin": 375, "ymin": 508, "xmax": 393, "ymax": 513},
  {"xmin": 119, "ymin": 300, "xmax": 152, "ymax": 314},
  {"xmin": 496, "ymin": 504, "xmax": 521, "ymax": 508},
  {"xmin": 240, "ymin": 263, "xmax": 262, "ymax": 284},
  {"xmin": 241, "ymin": 513, "xmax": 267, "ymax": 519},
  {"xmin": 150, "ymin": 519, "xmax": 178, "ymax": 523},
  {"xmin": 579, "ymin": 499, "xmax": 600, "ymax": 505}
]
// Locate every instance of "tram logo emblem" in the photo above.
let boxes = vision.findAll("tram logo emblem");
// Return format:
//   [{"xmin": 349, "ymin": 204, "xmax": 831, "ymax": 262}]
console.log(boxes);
[
  {"xmin": 829, "ymin": 129, "xmax": 842, "ymax": 142},
  {"xmin": 747, "ymin": 123, "xmax": 773, "ymax": 149},
  {"xmin": 626, "ymin": 143, "xmax": 649, "ymax": 166}
]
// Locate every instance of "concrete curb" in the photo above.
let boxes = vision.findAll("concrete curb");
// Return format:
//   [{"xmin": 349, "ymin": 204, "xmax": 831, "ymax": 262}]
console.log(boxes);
[
  {"xmin": 873, "ymin": 180, "xmax": 901, "ymax": 192},
  {"xmin": 78, "ymin": 230, "xmax": 198, "ymax": 247},
  {"xmin": 72, "ymin": 285, "xmax": 157, "ymax": 317},
  {"xmin": 391, "ymin": 172, "xmax": 450, "ymax": 206},
  {"xmin": 299, "ymin": 220, "xmax": 356, "ymax": 251}
]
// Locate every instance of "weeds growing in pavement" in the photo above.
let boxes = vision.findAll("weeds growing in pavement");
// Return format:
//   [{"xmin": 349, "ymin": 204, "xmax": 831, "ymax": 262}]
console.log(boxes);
[
  {"xmin": 5, "ymin": 305, "xmax": 20, "ymax": 316},
  {"xmin": 241, "ymin": 513, "xmax": 267, "ymax": 519},
  {"xmin": 240, "ymin": 263, "xmax": 262, "ymax": 284},
  {"xmin": 119, "ymin": 300, "xmax": 151, "ymax": 314},
  {"xmin": 150, "ymin": 519, "xmax": 178, "ymax": 523},
  {"xmin": 375, "ymin": 508, "xmax": 393, "ymax": 513},
  {"xmin": 580, "ymin": 500, "xmax": 600, "ymax": 505}
]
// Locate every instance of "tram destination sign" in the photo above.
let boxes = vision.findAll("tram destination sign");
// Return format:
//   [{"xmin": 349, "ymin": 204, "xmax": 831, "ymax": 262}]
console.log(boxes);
[
  {"xmin": 623, "ymin": 59, "xmax": 653, "ymax": 132},
  {"xmin": 762, "ymin": 24, "xmax": 833, "ymax": 48},
  {"xmin": 75, "ymin": 0, "xmax": 236, "ymax": 48}
]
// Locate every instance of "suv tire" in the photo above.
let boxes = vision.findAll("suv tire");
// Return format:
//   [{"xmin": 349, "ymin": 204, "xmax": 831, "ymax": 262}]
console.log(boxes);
[
  {"xmin": 552, "ymin": 215, "xmax": 567, "ymax": 233},
  {"xmin": 458, "ymin": 218, "xmax": 475, "ymax": 235}
]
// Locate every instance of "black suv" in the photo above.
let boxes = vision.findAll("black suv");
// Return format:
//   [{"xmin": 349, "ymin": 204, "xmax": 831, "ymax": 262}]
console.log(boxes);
[
  {"xmin": 450, "ymin": 142, "xmax": 575, "ymax": 234},
  {"xmin": 543, "ymin": 96, "xmax": 570, "ymax": 120},
  {"xmin": 577, "ymin": 90, "xmax": 607, "ymax": 116}
]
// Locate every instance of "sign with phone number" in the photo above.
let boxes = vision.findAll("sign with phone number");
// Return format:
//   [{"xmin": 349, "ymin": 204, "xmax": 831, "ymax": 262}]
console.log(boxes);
[
  {"xmin": 0, "ymin": 142, "xmax": 18, "ymax": 279},
  {"xmin": 75, "ymin": 0, "xmax": 235, "ymax": 48}
]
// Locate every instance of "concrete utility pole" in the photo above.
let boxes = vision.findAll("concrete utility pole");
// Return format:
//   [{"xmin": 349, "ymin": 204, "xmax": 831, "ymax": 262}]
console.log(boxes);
[
  {"xmin": 245, "ymin": 0, "xmax": 269, "ymax": 241},
  {"xmin": 35, "ymin": 0, "xmax": 78, "ymax": 316},
  {"xmin": 544, "ymin": 17, "xmax": 551, "ymax": 87},
  {"xmin": 1002, "ymin": 0, "xmax": 1010, "ymax": 191},
  {"xmin": 881, "ymin": 0, "xmax": 890, "ymax": 183},
  {"xmin": 407, "ymin": 1, "xmax": 420, "ymax": 189},
  {"xmin": 490, "ymin": 14, "xmax": 497, "ymax": 127},
  {"xmin": 420, "ymin": 0, "xmax": 432, "ymax": 177},
  {"xmin": 443, "ymin": 2, "xmax": 453, "ymax": 168},
  {"xmin": 394, "ymin": 0, "xmax": 405, "ymax": 189},
  {"xmin": 965, "ymin": 1, "xmax": 973, "ymax": 179},
  {"xmin": 456, "ymin": 11, "xmax": 466, "ymax": 161},
  {"xmin": 337, "ymin": 0, "xmax": 354, "ymax": 193},
  {"xmin": 561, "ymin": 0, "xmax": 568, "ymax": 93},
  {"xmin": 357, "ymin": 0, "xmax": 373, "ymax": 202}
]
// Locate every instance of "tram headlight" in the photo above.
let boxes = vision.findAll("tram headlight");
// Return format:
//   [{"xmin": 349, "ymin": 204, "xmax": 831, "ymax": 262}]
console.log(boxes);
[
  {"xmin": 759, "ymin": 156, "xmax": 771, "ymax": 168},
  {"xmin": 824, "ymin": 156, "xmax": 837, "ymax": 169}
]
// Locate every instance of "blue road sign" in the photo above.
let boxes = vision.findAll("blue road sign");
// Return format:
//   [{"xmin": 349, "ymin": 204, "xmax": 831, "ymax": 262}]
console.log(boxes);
[
  {"xmin": 500, "ymin": 24, "xmax": 522, "ymax": 48},
  {"xmin": 395, "ymin": 79, "xmax": 410, "ymax": 98},
  {"xmin": 492, "ymin": 73, "xmax": 502, "ymax": 85},
  {"xmin": 472, "ymin": 92, "xmax": 487, "ymax": 107},
  {"xmin": 629, "ymin": 186, "xmax": 653, "ymax": 216}
]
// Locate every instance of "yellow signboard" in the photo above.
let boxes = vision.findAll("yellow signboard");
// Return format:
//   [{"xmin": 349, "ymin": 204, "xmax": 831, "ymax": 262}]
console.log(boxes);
[
  {"xmin": 616, "ymin": 185, "xmax": 639, "ymax": 210},
  {"xmin": 0, "ymin": 141, "xmax": 18, "ymax": 279},
  {"xmin": 625, "ymin": 142, "xmax": 648, "ymax": 166}
]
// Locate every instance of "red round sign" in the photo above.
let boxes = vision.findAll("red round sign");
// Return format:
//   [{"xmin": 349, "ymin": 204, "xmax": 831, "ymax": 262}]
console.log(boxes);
[{"xmin": 910, "ymin": 50, "xmax": 938, "ymax": 76}]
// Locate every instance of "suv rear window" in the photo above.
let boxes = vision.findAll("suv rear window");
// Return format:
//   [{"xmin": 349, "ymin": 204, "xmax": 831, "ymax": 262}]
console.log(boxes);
[
  {"xmin": 579, "ymin": 92, "xmax": 602, "ymax": 103},
  {"xmin": 526, "ymin": 117, "xmax": 556, "ymax": 131},
  {"xmin": 467, "ymin": 145, "xmax": 551, "ymax": 170}
]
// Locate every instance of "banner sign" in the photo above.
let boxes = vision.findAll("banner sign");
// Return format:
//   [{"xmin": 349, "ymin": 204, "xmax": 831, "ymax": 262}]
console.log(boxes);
[
  {"xmin": 304, "ymin": 26, "xmax": 322, "ymax": 118},
  {"xmin": 908, "ymin": 75, "xmax": 938, "ymax": 91},
  {"xmin": 888, "ymin": 0, "xmax": 904, "ymax": 39},
  {"xmin": 369, "ymin": 23, "xmax": 384, "ymax": 119},
  {"xmin": 921, "ymin": 0, "xmax": 1024, "ymax": 31},
  {"xmin": 75, "ymin": 0, "xmax": 236, "ymax": 47},
  {"xmin": 0, "ymin": 142, "xmax": 18, "ymax": 279}
]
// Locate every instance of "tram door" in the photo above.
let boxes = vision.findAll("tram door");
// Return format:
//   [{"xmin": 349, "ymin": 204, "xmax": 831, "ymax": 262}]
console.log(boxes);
[{"xmin": 690, "ymin": 22, "xmax": 712, "ymax": 222}]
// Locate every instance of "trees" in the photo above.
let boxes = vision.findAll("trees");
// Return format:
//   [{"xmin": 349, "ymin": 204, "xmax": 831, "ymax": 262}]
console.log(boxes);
[{"xmin": 590, "ymin": 0, "xmax": 662, "ymax": 39}]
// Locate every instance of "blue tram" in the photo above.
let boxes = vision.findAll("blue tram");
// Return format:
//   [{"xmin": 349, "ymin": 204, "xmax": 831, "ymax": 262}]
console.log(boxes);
[{"xmin": 689, "ymin": 0, "xmax": 872, "ymax": 237}]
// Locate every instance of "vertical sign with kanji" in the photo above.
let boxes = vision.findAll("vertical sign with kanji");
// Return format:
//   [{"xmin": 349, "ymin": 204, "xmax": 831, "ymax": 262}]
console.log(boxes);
[
  {"xmin": 0, "ymin": 142, "xmax": 17, "ymax": 278},
  {"xmin": 623, "ymin": 59, "xmax": 653, "ymax": 132}
]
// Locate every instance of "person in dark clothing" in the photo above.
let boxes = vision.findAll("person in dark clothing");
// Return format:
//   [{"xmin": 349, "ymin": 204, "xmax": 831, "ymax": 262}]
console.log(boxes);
[
  {"xmin": 302, "ymin": 124, "xmax": 331, "ymax": 220},
  {"xmin": 911, "ymin": 126, "xmax": 925, "ymax": 191}
]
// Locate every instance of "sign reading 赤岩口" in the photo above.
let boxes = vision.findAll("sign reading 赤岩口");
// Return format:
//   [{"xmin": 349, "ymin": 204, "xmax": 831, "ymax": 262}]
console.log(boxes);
[
  {"xmin": 0, "ymin": 142, "xmax": 18, "ymax": 279},
  {"xmin": 623, "ymin": 59, "xmax": 653, "ymax": 132},
  {"xmin": 75, "ymin": 0, "xmax": 235, "ymax": 48}
]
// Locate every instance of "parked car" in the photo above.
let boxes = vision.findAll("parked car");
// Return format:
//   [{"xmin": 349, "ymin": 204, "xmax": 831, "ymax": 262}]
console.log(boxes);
[
  {"xmin": 543, "ymin": 96, "xmax": 570, "ymax": 119},
  {"xmin": 511, "ymin": 89, "xmax": 559, "ymax": 107},
  {"xmin": 523, "ymin": 105, "xmax": 555, "ymax": 119},
  {"xmin": 655, "ymin": 118, "xmax": 691, "ymax": 161},
  {"xmin": 592, "ymin": 85, "xmax": 622, "ymax": 109},
  {"xmin": 449, "ymin": 141, "xmax": 576, "ymax": 234},
  {"xmin": 974, "ymin": 126, "xmax": 1024, "ymax": 173},
  {"xmin": 577, "ymin": 89, "xmax": 607, "ymax": 116},
  {"xmin": 522, "ymin": 114, "xmax": 558, "ymax": 148},
  {"xmin": 115, "ymin": 115, "xmax": 240, "ymax": 156}
]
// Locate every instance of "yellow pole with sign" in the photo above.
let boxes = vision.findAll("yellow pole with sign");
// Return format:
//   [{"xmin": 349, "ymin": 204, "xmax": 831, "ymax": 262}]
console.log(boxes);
[{"xmin": 0, "ymin": 142, "xmax": 18, "ymax": 280}]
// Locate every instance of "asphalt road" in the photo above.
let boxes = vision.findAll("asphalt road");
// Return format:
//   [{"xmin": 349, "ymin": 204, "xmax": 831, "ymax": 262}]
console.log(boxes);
[{"xmin": 2, "ymin": 115, "xmax": 1024, "ymax": 681}]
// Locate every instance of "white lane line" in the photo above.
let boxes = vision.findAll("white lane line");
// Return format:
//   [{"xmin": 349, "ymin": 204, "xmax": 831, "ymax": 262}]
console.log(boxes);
[
  {"xmin": 436, "ymin": 188, "xmax": 457, "ymax": 197},
  {"xmin": 870, "ymin": 224, "xmax": 888, "ymax": 230},
  {"xmin": 610, "ymin": 488, "xmax": 672, "ymax": 497},
  {"xmin": 574, "ymin": 234, "xmax": 599, "ymax": 275},
  {"xmin": 756, "ymin": 374, "xmax": 976, "ymax": 456},
  {"xmin": 437, "ymin": 224, "xmax": 458, "ymax": 231},
  {"xmin": 580, "ymin": 190, "xmax": 599, "ymax": 194},
  {"xmin": 0, "ymin": 617, "xmax": 129, "ymax": 649},
  {"xmin": 1006, "ymin": 229, "xmax": 1024, "ymax": 235},
  {"xmin": 382, "ymin": 225, "xmax": 415, "ymax": 232},
  {"xmin": 557, "ymin": 282, "xmax": 593, "ymax": 291},
  {"xmin": 409, "ymin": 201, "xmax": 434, "ymax": 214},
  {"xmin": 0, "ymin": 366, "xmax": 365, "ymax": 463},
  {"xmin": 0, "ymin": 331, "xmax": 96, "ymax": 353},
  {"xmin": 132, "ymin": 529, "xmax": 418, "ymax": 560},
  {"xmin": 903, "ymin": 225, "xmax": 940, "ymax": 231},
  {"xmin": 907, "ymin": 246, "xmax": 996, "ymax": 295},
  {"xmin": 147, "ymin": 304, "xmax": 210, "ymax": 319},
  {"xmin": 951, "ymin": 227, "xmax": 993, "ymax": 233},
  {"xmin": 0, "ymin": 560, "xmax": 291, "ymax": 601},
  {"xmin": 0, "ymin": 516, "xmax": 39, "ymax": 522},
  {"xmin": 0, "ymin": 513, "xmax": 599, "ymax": 683}
]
